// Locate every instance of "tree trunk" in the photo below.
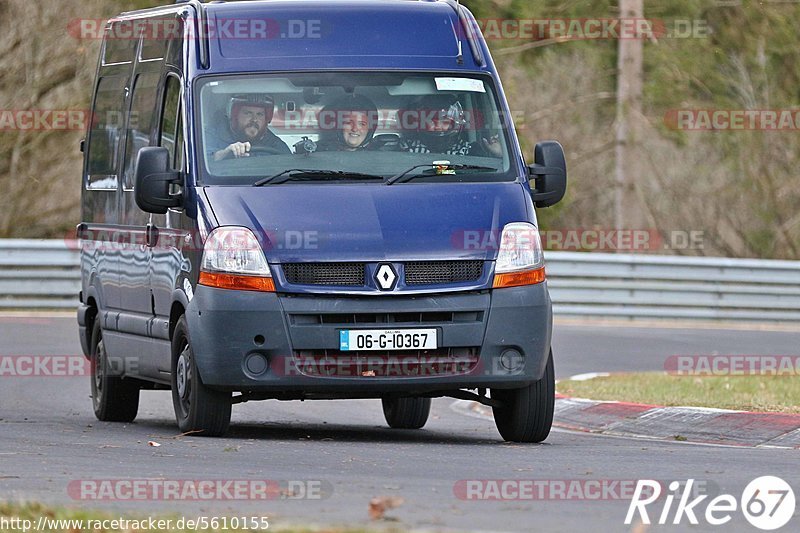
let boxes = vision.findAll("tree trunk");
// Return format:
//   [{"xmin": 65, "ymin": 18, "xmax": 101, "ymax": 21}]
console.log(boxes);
[{"xmin": 614, "ymin": 0, "xmax": 646, "ymax": 234}]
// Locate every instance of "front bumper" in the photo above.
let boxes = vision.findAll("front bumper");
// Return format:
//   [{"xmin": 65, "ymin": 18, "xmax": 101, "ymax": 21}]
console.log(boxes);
[{"xmin": 186, "ymin": 283, "xmax": 552, "ymax": 395}]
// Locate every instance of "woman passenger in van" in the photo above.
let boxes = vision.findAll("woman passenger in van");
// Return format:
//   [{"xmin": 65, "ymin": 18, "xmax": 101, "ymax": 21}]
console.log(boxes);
[
  {"xmin": 314, "ymin": 94, "xmax": 394, "ymax": 152},
  {"xmin": 315, "ymin": 94, "xmax": 376, "ymax": 152}
]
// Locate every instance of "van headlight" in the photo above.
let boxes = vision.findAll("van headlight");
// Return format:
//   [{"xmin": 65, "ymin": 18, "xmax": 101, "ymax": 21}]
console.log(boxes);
[
  {"xmin": 493, "ymin": 222, "xmax": 546, "ymax": 288},
  {"xmin": 199, "ymin": 227, "xmax": 275, "ymax": 292}
]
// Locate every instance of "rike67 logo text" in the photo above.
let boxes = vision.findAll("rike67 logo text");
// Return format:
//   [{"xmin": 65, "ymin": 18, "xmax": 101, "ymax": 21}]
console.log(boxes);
[{"xmin": 626, "ymin": 477, "xmax": 795, "ymax": 530}]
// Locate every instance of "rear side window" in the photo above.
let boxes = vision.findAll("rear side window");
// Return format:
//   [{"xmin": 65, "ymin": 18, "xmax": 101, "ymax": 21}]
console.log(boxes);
[
  {"xmin": 123, "ymin": 73, "xmax": 161, "ymax": 189},
  {"xmin": 140, "ymin": 15, "xmax": 181, "ymax": 62},
  {"xmin": 166, "ymin": 18, "xmax": 184, "ymax": 68},
  {"xmin": 102, "ymin": 21, "xmax": 137, "ymax": 65},
  {"xmin": 86, "ymin": 75, "xmax": 126, "ymax": 189},
  {"xmin": 140, "ymin": 37, "xmax": 167, "ymax": 62}
]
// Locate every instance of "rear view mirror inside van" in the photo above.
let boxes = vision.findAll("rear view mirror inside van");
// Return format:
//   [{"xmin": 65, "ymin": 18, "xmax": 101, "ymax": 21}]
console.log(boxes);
[{"xmin": 134, "ymin": 147, "xmax": 183, "ymax": 214}]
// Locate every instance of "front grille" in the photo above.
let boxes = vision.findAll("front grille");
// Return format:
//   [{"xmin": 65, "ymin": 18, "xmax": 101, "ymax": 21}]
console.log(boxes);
[
  {"xmin": 289, "ymin": 310, "xmax": 484, "ymax": 326},
  {"xmin": 405, "ymin": 261, "xmax": 483, "ymax": 285},
  {"xmin": 283, "ymin": 263, "xmax": 365, "ymax": 286},
  {"xmin": 282, "ymin": 261, "xmax": 484, "ymax": 287},
  {"xmin": 292, "ymin": 347, "xmax": 480, "ymax": 378}
]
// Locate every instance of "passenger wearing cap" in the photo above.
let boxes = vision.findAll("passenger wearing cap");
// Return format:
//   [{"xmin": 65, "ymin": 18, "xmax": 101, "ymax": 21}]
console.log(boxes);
[
  {"xmin": 210, "ymin": 94, "xmax": 290, "ymax": 161},
  {"xmin": 400, "ymin": 94, "xmax": 501, "ymax": 157}
]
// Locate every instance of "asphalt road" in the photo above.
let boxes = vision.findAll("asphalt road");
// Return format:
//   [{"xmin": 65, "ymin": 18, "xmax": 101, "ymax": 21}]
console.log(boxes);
[{"xmin": 1, "ymin": 316, "xmax": 798, "ymax": 532}]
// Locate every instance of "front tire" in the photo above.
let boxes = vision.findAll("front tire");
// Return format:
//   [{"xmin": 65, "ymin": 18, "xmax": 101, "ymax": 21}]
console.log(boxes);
[
  {"xmin": 171, "ymin": 316, "xmax": 231, "ymax": 436},
  {"xmin": 491, "ymin": 350, "xmax": 555, "ymax": 443},
  {"xmin": 382, "ymin": 397, "xmax": 431, "ymax": 429},
  {"xmin": 90, "ymin": 319, "xmax": 140, "ymax": 422}
]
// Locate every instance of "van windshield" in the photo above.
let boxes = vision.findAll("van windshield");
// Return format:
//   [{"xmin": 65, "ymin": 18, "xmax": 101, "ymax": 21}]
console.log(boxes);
[{"xmin": 196, "ymin": 72, "xmax": 516, "ymax": 185}]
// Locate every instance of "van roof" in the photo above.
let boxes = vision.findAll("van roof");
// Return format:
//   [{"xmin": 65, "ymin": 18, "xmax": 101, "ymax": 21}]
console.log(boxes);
[{"xmin": 191, "ymin": 0, "xmax": 488, "ymax": 73}]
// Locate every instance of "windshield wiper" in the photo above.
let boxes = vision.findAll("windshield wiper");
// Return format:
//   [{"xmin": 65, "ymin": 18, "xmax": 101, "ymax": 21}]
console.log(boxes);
[
  {"xmin": 254, "ymin": 169, "xmax": 385, "ymax": 186},
  {"xmin": 385, "ymin": 163, "xmax": 498, "ymax": 185}
]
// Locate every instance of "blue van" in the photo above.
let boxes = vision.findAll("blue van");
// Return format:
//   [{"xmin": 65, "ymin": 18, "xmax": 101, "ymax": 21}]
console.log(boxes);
[{"xmin": 77, "ymin": 0, "xmax": 567, "ymax": 442}]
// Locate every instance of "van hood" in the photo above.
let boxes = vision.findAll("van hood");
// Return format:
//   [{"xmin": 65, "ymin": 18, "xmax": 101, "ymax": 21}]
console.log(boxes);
[{"xmin": 201, "ymin": 183, "xmax": 531, "ymax": 263}]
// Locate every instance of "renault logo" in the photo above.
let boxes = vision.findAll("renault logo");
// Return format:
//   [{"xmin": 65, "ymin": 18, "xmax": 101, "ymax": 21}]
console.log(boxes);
[{"xmin": 375, "ymin": 263, "xmax": 397, "ymax": 290}]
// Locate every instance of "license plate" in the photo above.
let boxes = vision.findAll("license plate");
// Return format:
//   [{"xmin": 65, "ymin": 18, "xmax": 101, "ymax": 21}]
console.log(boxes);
[{"xmin": 339, "ymin": 329, "xmax": 437, "ymax": 351}]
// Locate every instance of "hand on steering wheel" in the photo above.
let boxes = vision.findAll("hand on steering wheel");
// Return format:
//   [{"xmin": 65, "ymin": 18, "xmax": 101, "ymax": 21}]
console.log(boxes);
[{"xmin": 225, "ymin": 141, "xmax": 251, "ymax": 158}]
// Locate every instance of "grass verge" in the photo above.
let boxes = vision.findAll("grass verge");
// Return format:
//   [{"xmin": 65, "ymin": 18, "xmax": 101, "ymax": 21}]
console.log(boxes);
[{"xmin": 557, "ymin": 373, "xmax": 800, "ymax": 414}]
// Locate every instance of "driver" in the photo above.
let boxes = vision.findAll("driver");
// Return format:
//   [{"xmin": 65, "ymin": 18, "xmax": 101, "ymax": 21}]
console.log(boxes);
[{"xmin": 210, "ymin": 94, "xmax": 291, "ymax": 161}]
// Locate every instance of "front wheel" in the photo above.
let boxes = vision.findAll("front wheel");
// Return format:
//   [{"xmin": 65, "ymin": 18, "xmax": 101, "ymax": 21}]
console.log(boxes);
[
  {"xmin": 491, "ymin": 350, "xmax": 555, "ymax": 443},
  {"xmin": 171, "ymin": 316, "xmax": 231, "ymax": 436},
  {"xmin": 382, "ymin": 397, "xmax": 431, "ymax": 429}
]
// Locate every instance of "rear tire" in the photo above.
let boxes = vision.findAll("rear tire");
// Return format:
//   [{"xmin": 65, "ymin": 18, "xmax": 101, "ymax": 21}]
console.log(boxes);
[
  {"xmin": 90, "ymin": 319, "xmax": 140, "ymax": 422},
  {"xmin": 171, "ymin": 316, "xmax": 231, "ymax": 437},
  {"xmin": 491, "ymin": 350, "xmax": 554, "ymax": 443},
  {"xmin": 382, "ymin": 397, "xmax": 431, "ymax": 429}
]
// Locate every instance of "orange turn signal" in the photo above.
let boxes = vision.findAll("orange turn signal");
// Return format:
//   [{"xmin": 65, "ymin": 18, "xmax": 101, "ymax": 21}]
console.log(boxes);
[
  {"xmin": 492, "ymin": 267, "xmax": 546, "ymax": 288},
  {"xmin": 198, "ymin": 271, "xmax": 276, "ymax": 292}
]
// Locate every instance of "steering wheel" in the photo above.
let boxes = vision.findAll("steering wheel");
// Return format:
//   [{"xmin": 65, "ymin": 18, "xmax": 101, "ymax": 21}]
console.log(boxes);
[{"xmin": 248, "ymin": 146, "xmax": 289, "ymax": 156}]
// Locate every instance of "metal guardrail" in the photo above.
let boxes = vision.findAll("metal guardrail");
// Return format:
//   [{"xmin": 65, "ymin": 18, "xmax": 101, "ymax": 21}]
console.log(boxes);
[
  {"xmin": 546, "ymin": 252, "xmax": 800, "ymax": 322},
  {"xmin": 2, "ymin": 240, "xmax": 800, "ymax": 322},
  {"xmin": 0, "ymin": 240, "xmax": 81, "ymax": 310}
]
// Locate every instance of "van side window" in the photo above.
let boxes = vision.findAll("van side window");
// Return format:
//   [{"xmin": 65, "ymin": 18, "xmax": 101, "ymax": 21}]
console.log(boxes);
[
  {"xmin": 86, "ymin": 75, "xmax": 126, "ymax": 190},
  {"xmin": 103, "ymin": 21, "xmax": 137, "ymax": 65},
  {"xmin": 174, "ymin": 107, "xmax": 185, "ymax": 172},
  {"xmin": 166, "ymin": 18, "xmax": 184, "ymax": 68},
  {"xmin": 140, "ymin": 16, "xmax": 178, "ymax": 62},
  {"xmin": 159, "ymin": 76, "xmax": 183, "ymax": 170},
  {"xmin": 140, "ymin": 38, "xmax": 166, "ymax": 62},
  {"xmin": 122, "ymin": 73, "xmax": 160, "ymax": 190}
]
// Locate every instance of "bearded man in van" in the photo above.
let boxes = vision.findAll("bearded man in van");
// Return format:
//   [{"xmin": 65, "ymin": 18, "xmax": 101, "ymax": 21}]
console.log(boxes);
[{"xmin": 209, "ymin": 94, "xmax": 291, "ymax": 160}]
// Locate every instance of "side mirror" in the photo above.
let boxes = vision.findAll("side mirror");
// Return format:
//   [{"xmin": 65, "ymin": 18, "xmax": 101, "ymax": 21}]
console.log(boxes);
[
  {"xmin": 134, "ymin": 147, "xmax": 183, "ymax": 214},
  {"xmin": 528, "ymin": 141, "xmax": 567, "ymax": 208}
]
